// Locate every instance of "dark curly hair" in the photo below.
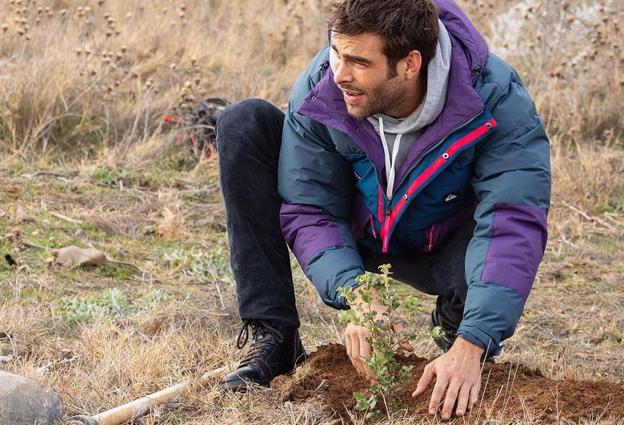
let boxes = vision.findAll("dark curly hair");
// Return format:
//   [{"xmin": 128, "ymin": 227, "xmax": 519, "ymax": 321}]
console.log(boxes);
[{"xmin": 329, "ymin": 0, "xmax": 439, "ymax": 77}]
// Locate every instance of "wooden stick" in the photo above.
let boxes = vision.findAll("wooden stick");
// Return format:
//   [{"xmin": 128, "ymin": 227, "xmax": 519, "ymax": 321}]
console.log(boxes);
[
  {"xmin": 67, "ymin": 365, "xmax": 229, "ymax": 425},
  {"xmin": 560, "ymin": 200, "xmax": 616, "ymax": 231},
  {"xmin": 50, "ymin": 211, "xmax": 83, "ymax": 225}
]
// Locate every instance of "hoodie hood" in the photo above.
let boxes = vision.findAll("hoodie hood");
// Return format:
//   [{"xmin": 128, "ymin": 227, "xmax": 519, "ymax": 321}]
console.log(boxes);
[{"xmin": 368, "ymin": 20, "xmax": 452, "ymax": 136}]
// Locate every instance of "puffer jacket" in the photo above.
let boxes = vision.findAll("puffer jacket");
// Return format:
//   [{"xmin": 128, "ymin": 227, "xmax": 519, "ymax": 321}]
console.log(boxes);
[{"xmin": 278, "ymin": 0, "xmax": 551, "ymax": 355}]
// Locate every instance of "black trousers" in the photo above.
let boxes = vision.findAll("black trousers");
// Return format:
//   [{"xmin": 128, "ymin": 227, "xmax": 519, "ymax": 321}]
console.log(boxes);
[{"xmin": 216, "ymin": 99, "xmax": 470, "ymax": 332}]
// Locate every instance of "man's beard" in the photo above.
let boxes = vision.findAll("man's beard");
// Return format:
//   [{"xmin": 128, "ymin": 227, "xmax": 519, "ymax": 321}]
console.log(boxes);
[{"xmin": 341, "ymin": 76, "xmax": 406, "ymax": 119}]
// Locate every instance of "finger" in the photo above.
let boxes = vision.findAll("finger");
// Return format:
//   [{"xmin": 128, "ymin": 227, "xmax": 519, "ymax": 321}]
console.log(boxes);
[
  {"xmin": 455, "ymin": 383, "xmax": 471, "ymax": 417},
  {"xmin": 350, "ymin": 330, "xmax": 360, "ymax": 359},
  {"xmin": 412, "ymin": 364, "xmax": 435, "ymax": 398},
  {"xmin": 469, "ymin": 378, "xmax": 481, "ymax": 410},
  {"xmin": 344, "ymin": 330, "xmax": 352, "ymax": 359},
  {"xmin": 429, "ymin": 372, "xmax": 449, "ymax": 415},
  {"xmin": 346, "ymin": 331, "xmax": 365, "ymax": 376},
  {"xmin": 441, "ymin": 379, "xmax": 461, "ymax": 420},
  {"xmin": 357, "ymin": 332, "xmax": 374, "ymax": 380},
  {"xmin": 359, "ymin": 330, "xmax": 372, "ymax": 358},
  {"xmin": 359, "ymin": 359, "xmax": 373, "ymax": 381},
  {"xmin": 349, "ymin": 332, "xmax": 366, "ymax": 376}
]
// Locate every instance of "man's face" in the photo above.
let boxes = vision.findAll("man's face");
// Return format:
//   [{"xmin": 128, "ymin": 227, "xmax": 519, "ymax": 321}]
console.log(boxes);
[{"xmin": 331, "ymin": 32, "xmax": 407, "ymax": 119}]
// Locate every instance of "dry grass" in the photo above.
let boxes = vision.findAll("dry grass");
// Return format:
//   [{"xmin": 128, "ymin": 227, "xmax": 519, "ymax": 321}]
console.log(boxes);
[
  {"xmin": 0, "ymin": 0, "xmax": 623, "ymax": 424},
  {"xmin": 0, "ymin": 0, "xmax": 327, "ymax": 161}
]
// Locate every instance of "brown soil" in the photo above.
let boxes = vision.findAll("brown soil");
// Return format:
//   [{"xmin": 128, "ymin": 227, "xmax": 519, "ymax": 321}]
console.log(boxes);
[{"xmin": 272, "ymin": 344, "xmax": 624, "ymax": 422}]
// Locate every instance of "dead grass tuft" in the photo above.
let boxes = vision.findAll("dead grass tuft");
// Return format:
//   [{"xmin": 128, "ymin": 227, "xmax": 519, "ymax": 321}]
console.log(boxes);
[{"xmin": 155, "ymin": 206, "xmax": 188, "ymax": 241}]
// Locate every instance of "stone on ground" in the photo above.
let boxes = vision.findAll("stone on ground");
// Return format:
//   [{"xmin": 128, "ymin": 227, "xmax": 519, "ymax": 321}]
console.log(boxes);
[{"xmin": 0, "ymin": 371, "xmax": 62, "ymax": 425}]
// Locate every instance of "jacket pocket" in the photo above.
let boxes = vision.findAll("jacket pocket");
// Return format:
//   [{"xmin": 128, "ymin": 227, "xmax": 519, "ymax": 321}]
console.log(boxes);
[{"xmin": 423, "ymin": 205, "xmax": 476, "ymax": 252}]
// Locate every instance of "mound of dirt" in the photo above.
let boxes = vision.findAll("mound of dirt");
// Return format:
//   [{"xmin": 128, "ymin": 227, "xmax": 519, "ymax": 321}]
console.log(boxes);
[{"xmin": 272, "ymin": 344, "xmax": 624, "ymax": 422}]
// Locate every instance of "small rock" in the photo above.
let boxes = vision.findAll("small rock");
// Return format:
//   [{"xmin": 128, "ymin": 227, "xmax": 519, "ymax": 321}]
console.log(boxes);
[{"xmin": 0, "ymin": 371, "xmax": 62, "ymax": 425}]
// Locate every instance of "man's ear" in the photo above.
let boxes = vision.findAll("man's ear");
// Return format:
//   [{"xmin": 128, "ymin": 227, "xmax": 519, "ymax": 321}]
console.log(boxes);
[{"xmin": 402, "ymin": 50, "xmax": 422, "ymax": 81}]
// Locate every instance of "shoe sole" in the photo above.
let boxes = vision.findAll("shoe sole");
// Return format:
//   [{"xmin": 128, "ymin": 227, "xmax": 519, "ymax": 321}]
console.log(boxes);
[
  {"xmin": 222, "ymin": 353, "xmax": 307, "ymax": 392},
  {"xmin": 222, "ymin": 375, "xmax": 270, "ymax": 392}
]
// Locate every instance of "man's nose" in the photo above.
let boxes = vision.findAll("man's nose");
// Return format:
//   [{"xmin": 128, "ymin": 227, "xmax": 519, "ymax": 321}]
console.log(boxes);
[{"xmin": 333, "ymin": 61, "xmax": 353, "ymax": 86}]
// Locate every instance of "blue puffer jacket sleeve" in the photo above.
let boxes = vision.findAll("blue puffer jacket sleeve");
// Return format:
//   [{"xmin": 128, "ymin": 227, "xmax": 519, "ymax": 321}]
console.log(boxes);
[
  {"xmin": 458, "ymin": 56, "xmax": 551, "ymax": 356},
  {"xmin": 278, "ymin": 48, "xmax": 364, "ymax": 310}
]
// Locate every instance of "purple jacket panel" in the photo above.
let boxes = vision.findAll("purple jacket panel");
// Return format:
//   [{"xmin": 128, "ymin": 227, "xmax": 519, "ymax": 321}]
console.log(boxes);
[
  {"xmin": 481, "ymin": 203, "xmax": 548, "ymax": 301},
  {"xmin": 280, "ymin": 202, "xmax": 346, "ymax": 270},
  {"xmin": 298, "ymin": 72, "xmax": 385, "ymax": 179},
  {"xmin": 436, "ymin": 0, "xmax": 489, "ymax": 80}
]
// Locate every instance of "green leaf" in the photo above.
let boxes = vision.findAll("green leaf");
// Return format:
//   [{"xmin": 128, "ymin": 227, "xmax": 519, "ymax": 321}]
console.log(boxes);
[
  {"xmin": 404, "ymin": 295, "xmax": 419, "ymax": 312},
  {"xmin": 354, "ymin": 393, "xmax": 366, "ymax": 411},
  {"xmin": 338, "ymin": 309, "xmax": 357, "ymax": 324},
  {"xmin": 361, "ymin": 291, "xmax": 371, "ymax": 304},
  {"xmin": 431, "ymin": 325, "xmax": 444, "ymax": 340}
]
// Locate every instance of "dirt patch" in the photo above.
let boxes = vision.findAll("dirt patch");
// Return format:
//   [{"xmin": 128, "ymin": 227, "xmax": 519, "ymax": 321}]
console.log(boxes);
[{"xmin": 272, "ymin": 344, "xmax": 624, "ymax": 422}]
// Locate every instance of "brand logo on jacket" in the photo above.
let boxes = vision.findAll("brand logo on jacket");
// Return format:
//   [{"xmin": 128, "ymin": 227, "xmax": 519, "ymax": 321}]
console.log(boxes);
[{"xmin": 444, "ymin": 192, "xmax": 460, "ymax": 203}]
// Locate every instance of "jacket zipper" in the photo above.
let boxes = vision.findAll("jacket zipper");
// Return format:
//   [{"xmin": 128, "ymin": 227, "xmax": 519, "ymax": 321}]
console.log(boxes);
[
  {"xmin": 393, "ymin": 109, "xmax": 484, "ymax": 193},
  {"xmin": 381, "ymin": 199, "xmax": 392, "ymax": 252},
  {"xmin": 379, "ymin": 110, "xmax": 490, "ymax": 253}
]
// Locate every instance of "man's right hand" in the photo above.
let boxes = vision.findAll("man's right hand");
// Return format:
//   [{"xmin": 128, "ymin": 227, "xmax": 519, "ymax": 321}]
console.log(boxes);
[
  {"xmin": 344, "ymin": 286, "xmax": 414, "ymax": 381},
  {"xmin": 344, "ymin": 285, "xmax": 382, "ymax": 380}
]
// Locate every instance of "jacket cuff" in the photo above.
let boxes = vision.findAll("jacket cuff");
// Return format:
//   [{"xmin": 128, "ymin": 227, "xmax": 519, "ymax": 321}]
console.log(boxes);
[
  {"xmin": 305, "ymin": 245, "xmax": 364, "ymax": 310},
  {"xmin": 457, "ymin": 323, "xmax": 502, "ymax": 358}
]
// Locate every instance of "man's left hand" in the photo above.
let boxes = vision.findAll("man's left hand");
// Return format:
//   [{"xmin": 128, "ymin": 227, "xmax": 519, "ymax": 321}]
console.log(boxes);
[{"xmin": 411, "ymin": 336, "xmax": 484, "ymax": 420}]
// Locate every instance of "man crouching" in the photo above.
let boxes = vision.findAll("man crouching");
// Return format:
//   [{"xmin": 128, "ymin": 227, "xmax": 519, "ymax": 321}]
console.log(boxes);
[{"xmin": 216, "ymin": 0, "xmax": 550, "ymax": 420}]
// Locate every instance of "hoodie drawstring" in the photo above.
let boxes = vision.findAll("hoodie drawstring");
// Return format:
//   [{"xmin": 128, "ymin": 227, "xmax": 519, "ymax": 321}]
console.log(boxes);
[{"xmin": 378, "ymin": 116, "xmax": 403, "ymax": 199}]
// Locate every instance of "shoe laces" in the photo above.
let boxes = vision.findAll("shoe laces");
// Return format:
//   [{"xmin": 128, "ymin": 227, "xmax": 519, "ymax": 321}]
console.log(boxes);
[{"xmin": 236, "ymin": 320, "xmax": 284, "ymax": 367}]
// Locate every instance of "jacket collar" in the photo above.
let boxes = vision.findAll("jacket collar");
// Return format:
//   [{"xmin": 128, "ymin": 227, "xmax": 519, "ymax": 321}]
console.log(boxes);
[{"xmin": 298, "ymin": 0, "xmax": 488, "ymax": 186}]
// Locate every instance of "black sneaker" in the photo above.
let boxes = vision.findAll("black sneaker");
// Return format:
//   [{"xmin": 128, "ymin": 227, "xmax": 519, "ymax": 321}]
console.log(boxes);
[
  {"xmin": 430, "ymin": 309, "xmax": 495, "ymax": 363},
  {"xmin": 222, "ymin": 320, "xmax": 307, "ymax": 391}
]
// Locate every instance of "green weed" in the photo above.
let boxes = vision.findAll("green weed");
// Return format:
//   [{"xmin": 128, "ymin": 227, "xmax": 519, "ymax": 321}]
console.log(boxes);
[
  {"xmin": 163, "ymin": 246, "xmax": 230, "ymax": 281},
  {"xmin": 53, "ymin": 288, "xmax": 172, "ymax": 325},
  {"xmin": 90, "ymin": 167, "xmax": 135, "ymax": 187},
  {"xmin": 338, "ymin": 264, "xmax": 419, "ymax": 417}
]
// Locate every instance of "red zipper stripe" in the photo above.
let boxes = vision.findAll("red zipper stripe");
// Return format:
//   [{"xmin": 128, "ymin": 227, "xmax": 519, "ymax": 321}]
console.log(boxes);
[
  {"xmin": 381, "ymin": 216, "xmax": 392, "ymax": 252},
  {"xmin": 369, "ymin": 215, "xmax": 378, "ymax": 239},
  {"xmin": 380, "ymin": 118, "xmax": 497, "ymax": 253}
]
